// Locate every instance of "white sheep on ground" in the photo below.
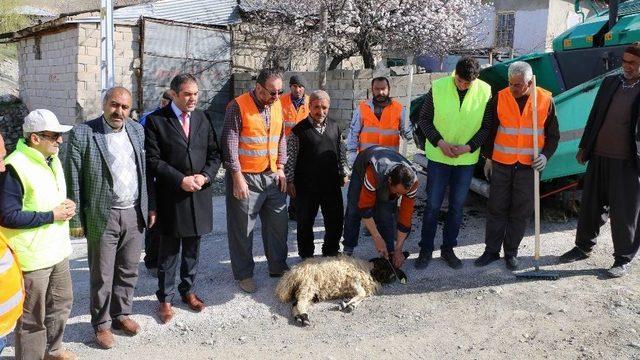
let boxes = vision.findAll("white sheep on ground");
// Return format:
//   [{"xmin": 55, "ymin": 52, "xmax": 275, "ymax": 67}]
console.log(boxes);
[{"xmin": 275, "ymin": 254, "xmax": 407, "ymax": 326}]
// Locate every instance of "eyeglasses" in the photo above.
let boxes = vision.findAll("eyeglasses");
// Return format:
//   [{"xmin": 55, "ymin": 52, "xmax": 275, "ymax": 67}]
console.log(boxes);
[
  {"xmin": 259, "ymin": 83, "xmax": 284, "ymax": 97},
  {"xmin": 36, "ymin": 132, "xmax": 62, "ymax": 142}
]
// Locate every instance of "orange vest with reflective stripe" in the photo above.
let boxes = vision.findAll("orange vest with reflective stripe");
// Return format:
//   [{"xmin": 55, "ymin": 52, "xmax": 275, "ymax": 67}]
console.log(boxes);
[
  {"xmin": 492, "ymin": 87, "xmax": 552, "ymax": 165},
  {"xmin": 0, "ymin": 241, "xmax": 24, "ymax": 337},
  {"xmin": 280, "ymin": 93, "xmax": 309, "ymax": 136},
  {"xmin": 358, "ymin": 99, "xmax": 403, "ymax": 152},
  {"xmin": 236, "ymin": 92, "xmax": 283, "ymax": 173}
]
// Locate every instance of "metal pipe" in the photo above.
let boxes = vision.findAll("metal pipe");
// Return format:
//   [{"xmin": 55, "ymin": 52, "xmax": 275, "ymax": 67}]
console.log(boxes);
[{"xmin": 100, "ymin": 0, "xmax": 115, "ymax": 97}]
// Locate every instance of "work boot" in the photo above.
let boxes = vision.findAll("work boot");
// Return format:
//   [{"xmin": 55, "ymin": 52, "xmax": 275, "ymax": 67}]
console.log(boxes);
[
  {"xmin": 414, "ymin": 249, "xmax": 432, "ymax": 269},
  {"xmin": 607, "ymin": 259, "xmax": 631, "ymax": 278},
  {"xmin": 112, "ymin": 316, "xmax": 140, "ymax": 336},
  {"xmin": 505, "ymin": 256, "xmax": 519, "ymax": 271},
  {"xmin": 474, "ymin": 250, "xmax": 500, "ymax": 267},
  {"xmin": 441, "ymin": 248, "xmax": 463, "ymax": 269},
  {"xmin": 95, "ymin": 328, "xmax": 115, "ymax": 349},
  {"xmin": 558, "ymin": 246, "xmax": 590, "ymax": 264},
  {"xmin": 238, "ymin": 278, "xmax": 256, "ymax": 293}
]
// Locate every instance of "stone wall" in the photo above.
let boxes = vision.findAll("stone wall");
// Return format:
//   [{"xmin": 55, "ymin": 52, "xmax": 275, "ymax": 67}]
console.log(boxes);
[
  {"xmin": 233, "ymin": 67, "xmax": 447, "ymax": 128},
  {"xmin": 17, "ymin": 25, "xmax": 79, "ymax": 125}
]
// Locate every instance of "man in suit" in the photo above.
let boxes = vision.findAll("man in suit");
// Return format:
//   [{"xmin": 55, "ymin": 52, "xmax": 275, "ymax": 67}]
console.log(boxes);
[
  {"xmin": 559, "ymin": 44, "xmax": 640, "ymax": 277},
  {"xmin": 221, "ymin": 68, "xmax": 289, "ymax": 294},
  {"xmin": 65, "ymin": 87, "xmax": 148, "ymax": 349},
  {"xmin": 145, "ymin": 73, "xmax": 222, "ymax": 323}
]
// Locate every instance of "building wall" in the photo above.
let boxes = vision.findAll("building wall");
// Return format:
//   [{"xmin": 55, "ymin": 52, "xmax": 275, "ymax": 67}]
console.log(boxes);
[
  {"xmin": 233, "ymin": 68, "xmax": 446, "ymax": 129},
  {"xmin": 17, "ymin": 25, "xmax": 79, "ymax": 125},
  {"xmin": 76, "ymin": 23, "xmax": 141, "ymax": 121}
]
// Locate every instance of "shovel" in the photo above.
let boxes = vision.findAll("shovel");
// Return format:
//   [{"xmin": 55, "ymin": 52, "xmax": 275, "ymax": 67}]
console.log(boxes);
[{"xmin": 516, "ymin": 75, "xmax": 559, "ymax": 281}]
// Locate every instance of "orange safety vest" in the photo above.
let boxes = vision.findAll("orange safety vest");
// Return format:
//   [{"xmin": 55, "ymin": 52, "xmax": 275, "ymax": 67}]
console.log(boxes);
[
  {"xmin": 492, "ymin": 87, "xmax": 552, "ymax": 166},
  {"xmin": 280, "ymin": 93, "xmax": 310, "ymax": 136},
  {"xmin": 236, "ymin": 92, "xmax": 283, "ymax": 173},
  {"xmin": 0, "ymin": 241, "xmax": 24, "ymax": 337},
  {"xmin": 358, "ymin": 99, "xmax": 403, "ymax": 152}
]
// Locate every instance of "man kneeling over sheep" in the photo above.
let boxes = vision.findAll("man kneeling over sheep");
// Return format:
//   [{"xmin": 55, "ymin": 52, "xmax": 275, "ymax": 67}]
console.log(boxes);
[{"xmin": 342, "ymin": 146, "xmax": 419, "ymax": 269}]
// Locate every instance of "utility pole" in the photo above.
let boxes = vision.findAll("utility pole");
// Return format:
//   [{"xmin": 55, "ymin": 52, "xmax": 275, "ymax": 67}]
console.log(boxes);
[
  {"xmin": 100, "ymin": 0, "xmax": 115, "ymax": 96},
  {"xmin": 318, "ymin": 3, "xmax": 328, "ymax": 90}
]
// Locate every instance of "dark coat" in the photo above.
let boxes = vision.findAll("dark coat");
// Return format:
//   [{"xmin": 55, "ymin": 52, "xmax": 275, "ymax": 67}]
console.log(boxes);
[
  {"xmin": 65, "ymin": 117, "xmax": 148, "ymax": 242},
  {"xmin": 579, "ymin": 74, "xmax": 640, "ymax": 170},
  {"xmin": 145, "ymin": 105, "xmax": 222, "ymax": 237}
]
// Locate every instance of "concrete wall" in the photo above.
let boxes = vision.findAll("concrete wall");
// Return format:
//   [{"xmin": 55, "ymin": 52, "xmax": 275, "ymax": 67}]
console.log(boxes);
[
  {"xmin": 17, "ymin": 26, "xmax": 79, "ymax": 125},
  {"xmin": 233, "ymin": 68, "xmax": 447, "ymax": 128}
]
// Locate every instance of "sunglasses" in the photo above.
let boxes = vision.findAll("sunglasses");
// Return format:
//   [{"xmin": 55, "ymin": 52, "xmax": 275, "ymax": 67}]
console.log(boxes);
[
  {"xmin": 36, "ymin": 132, "xmax": 62, "ymax": 142},
  {"xmin": 259, "ymin": 83, "xmax": 284, "ymax": 97}
]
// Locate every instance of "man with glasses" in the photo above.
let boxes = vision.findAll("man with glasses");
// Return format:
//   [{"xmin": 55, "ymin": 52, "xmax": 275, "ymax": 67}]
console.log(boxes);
[
  {"xmin": 222, "ymin": 68, "xmax": 289, "ymax": 293},
  {"xmin": 0, "ymin": 109, "xmax": 76, "ymax": 360},
  {"xmin": 65, "ymin": 87, "xmax": 148, "ymax": 348},
  {"xmin": 475, "ymin": 61, "xmax": 559, "ymax": 271}
]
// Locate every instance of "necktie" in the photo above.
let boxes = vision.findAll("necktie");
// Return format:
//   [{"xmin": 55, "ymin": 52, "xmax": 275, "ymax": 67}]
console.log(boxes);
[{"xmin": 181, "ymin": 112, "xmax": 190, "ymax": 138}]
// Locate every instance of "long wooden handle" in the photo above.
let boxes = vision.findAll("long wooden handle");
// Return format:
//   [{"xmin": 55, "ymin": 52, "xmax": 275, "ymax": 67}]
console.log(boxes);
[{"xmin": 531, "ymin": 75, "xmax": 541, "ymax": 262}]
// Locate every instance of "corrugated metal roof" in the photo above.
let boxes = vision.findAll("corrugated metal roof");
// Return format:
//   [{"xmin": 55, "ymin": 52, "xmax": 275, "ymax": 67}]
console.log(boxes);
[{"xmin": 77, "ymin": 0, "xmax": 240, "ymax": 26}]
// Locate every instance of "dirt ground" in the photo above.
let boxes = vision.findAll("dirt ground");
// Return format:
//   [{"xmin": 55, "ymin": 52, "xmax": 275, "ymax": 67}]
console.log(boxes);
[{"xmin": 2, "ymin": 173, "xmax": 640, "ymax": 360}]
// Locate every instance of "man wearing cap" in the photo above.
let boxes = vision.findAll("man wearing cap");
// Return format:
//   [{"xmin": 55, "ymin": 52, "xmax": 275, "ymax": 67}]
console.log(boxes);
[
  {"xmin": 346, "ymin": 76, "xmax": 412, "ymax": 167},
  {"xmin": 65, "ymin": 86, "xmax": 148, "ymax": 348},
  {"xmin": 281, "ymin": 75, "xmax": 310, "ymax": 221},
  {"xmin": 0, "ymin": 109, "xmax": 76, "ymax": 360}
]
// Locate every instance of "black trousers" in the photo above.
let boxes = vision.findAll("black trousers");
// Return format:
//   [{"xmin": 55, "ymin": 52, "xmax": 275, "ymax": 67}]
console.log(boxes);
[
  {"xmin": 156, "ymin": 235, "xmax": 201, "ymax": 303},
  {"xmin": 295, "ymin": 186, "xmax": 344, "ymax": 258},
  {"xmin": 575, "ymin": 155, "xmax": 640, "ymax": 263},
  {"xmin": 484, "ymin": 162, "xmax": 534, "ymax": 257},
  {"xmin": 143, "ymin": 224, "xmax": 161, "ymax": 269}
]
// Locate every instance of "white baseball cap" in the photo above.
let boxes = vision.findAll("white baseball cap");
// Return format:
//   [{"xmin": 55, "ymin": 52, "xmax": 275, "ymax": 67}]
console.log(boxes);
[{"xmin": 23, "ymin": 109, "xmax": 73, "ymax": 135}]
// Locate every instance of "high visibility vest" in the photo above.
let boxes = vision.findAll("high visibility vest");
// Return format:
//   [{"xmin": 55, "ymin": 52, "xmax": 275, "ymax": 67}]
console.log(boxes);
[
  {"xmin": 425, "ymin": 75, "xmax": 491, "ymax": 166},
  {"xmin": 0, "ymin": 139, "xmax": 71, "ymax": 272},
  {"xmin": 358, "ymin": 99, "xmax": 403, "ymax": 152},
  {"xmin": 0, "ymin": 241, "xmax": 24, "ymax": 337},
  {"xmin": 236, "ymin": 92, "xmax": 283, "ymax": 173},
  {"xmin": 492, "ymin": 87, "xmax": 552, "ymax": 165},
  {"xmin": 280, "ymin": 93, "xmax": 309, "ymax": 136}
]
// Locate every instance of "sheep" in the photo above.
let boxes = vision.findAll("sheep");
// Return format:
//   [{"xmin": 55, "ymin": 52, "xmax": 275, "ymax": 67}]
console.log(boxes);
[{"xmin": 275, "ymin": 254, "xmax": 408, "ymax": 326}]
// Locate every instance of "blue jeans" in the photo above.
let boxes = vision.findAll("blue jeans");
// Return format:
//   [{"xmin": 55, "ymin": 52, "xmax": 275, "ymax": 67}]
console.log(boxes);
[
  {"xmin": 419, "ymin": 160, "xmax": 475, "ymax": 252},
  {"xmin": 0, "ymin": 336, "xmax": 5, "ymax": 355}
]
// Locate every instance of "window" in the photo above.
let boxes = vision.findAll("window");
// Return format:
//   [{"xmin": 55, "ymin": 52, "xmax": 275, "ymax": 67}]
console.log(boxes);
[{"xmin": 495, "ymin": 12, "xmax": 515, "ymax": 49}]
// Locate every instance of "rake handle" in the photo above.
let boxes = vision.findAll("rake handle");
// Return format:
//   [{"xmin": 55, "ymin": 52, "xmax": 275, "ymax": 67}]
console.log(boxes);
[{"xmin": 531, "ymin": 75, "xmax": 541, "ymax": 268}]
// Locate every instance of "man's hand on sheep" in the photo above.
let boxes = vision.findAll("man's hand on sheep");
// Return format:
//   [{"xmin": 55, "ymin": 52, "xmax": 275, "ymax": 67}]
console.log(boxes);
[{"xmin": 372, "ymin": 234, "xmax": 388, "ymax": 258}]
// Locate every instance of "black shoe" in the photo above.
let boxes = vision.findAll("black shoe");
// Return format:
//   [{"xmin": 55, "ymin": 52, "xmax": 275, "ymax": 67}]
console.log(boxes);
[
  {"xmin": 270, "ymin": 265, "xmax": 290, "ymax": 278},
  {"xmin": 288, "ymin": 212, "xmax": 297, "ymax": 221},
  {"xmin": 414, "ymin": 249, "xmax": 432, "ymax": 269},
  {"xmin": 505, "ymin": 256, "xmax": 519, "ymax": 271},
  {"xmin": 474, "ymin": 250, "xmax": 500, "ymax": 267},
  {"xmin": 558, "ymin": 246, "xmax": 590, "ymax": 264},
  {"xmin": 607, "ymin": 258, "xmax": 631, "ymax": 278},
  {"xmin": 441, "ymin": 249, "xmax": 463, "ymax": 269}
]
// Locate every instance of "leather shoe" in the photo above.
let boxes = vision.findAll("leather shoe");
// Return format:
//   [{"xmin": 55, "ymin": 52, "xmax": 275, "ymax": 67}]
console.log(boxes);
[
  {"xmin": 505, "ymin": 256, "xmax": 519, "ymax": 271},
  {"xmin": 182, "ymin": 293, "xmax": 206, "ymax": 312},
  {"xmin": 238, "ymin": 278, "xmax": 256, "ymax": 293},
  {"xmin": 474, "ymin": 250, "xmax": 500, "ymax": 267},
  {"xmin": 95, "ymin": 328, "xmax": 115, "ymax": 349},
  {"xmin": 158, "ymin": 302, "xmax": 174, "ymax": 324},
  {"xmin": 558, "ymin": 246, "xmax": 590, "ymax": 264},
  {"xmin": 44, "ymin": 350, "xmax": 78, "ymax": 360},
  {"xmin": 414, "ymin": 249, "xmax": 432, "ymax": 269},
  {"xmin": 112, "ymin": 316, "xmax": 140, "ymax": 336},
  {"xmin": 441, "ymin": 249, "xmax": 463, "ymax": 269}
]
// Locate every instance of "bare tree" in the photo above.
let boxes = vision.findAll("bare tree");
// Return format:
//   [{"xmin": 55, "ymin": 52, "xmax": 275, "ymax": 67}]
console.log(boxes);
[{"xmin": 242, "ymin": 0, "xmax": 488, "ymax": 70}]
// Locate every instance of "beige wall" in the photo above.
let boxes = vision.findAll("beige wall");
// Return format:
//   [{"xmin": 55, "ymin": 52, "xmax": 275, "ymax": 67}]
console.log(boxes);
[{"xmin": 233, "ymin": 68, "xmax": 447, "ymax": 129}]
